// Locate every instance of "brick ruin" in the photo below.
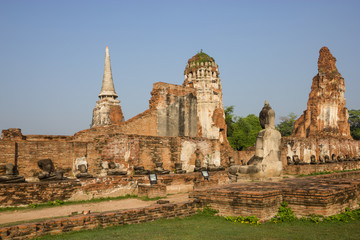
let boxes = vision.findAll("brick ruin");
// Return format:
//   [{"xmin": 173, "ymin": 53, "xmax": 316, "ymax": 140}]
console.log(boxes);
[
  {"xmin": 1, "ymin": 46, "xmax": 359, "ymax": 182},
  {"xmin": 0, "ymin": 46, "xmax": 360, "ymax": 227},
  {"xmin": 282, "ymin": 47, "xmax": 360, "ymax": 169},
  {"xmin": 0, "ymin": 48, "xmax": 231, "ymax": 183},
  {"xmin": 191, "ymin": 171, "xmax": 360, "ymax": 220},
  {"xmin": 293, "ymin": 47, "xmax": 351, "ymax": 139}
]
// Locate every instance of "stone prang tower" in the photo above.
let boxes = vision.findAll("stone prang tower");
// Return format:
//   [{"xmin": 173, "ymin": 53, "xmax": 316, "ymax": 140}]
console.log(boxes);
[
  {"xmin": 91, "ymin": 46, "xmax": 124, "ymax": 127},
  {"xmin": 292, "ymin": 47, "xmax": 351, "ymax": 139},
  {"xmin": 183, "ymin": 51, "xmax": 227, "ymax": 143}
]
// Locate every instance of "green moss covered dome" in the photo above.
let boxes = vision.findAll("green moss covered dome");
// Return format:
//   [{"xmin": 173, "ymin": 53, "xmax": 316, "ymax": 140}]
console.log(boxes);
[{"xmin": 187, "ymin": 50, "xmax": 215, "ymax": 64}]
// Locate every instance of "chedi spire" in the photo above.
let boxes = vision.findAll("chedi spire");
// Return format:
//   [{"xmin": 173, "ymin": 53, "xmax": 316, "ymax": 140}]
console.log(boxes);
[
  {"xmin": 99, "ymin": 46, "xmax": 118, "ymax": 99},
  {"xmin": 91, "ymin": 46, "xmax": 124, "ymax": 128}
]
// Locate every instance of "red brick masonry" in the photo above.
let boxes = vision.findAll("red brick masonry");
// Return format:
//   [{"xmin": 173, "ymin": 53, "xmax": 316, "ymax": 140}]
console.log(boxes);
[
  {"xmin": 1, "ymin": 171, "xmax": 359, "ymax": 239},
  {"xmin": 0, "ymin": 171, "xmax": 229, "ymax": 206},
  {"xmin": 0, "ymin": 201, "xmax": 200, "ymax": 240},
  {"xmin": 190, "ymin": 171, "xmax": 360, "ymax": 220},
  {"xmin": 138, "ymin": 184, "xmax": 167, "ymax": 198}
]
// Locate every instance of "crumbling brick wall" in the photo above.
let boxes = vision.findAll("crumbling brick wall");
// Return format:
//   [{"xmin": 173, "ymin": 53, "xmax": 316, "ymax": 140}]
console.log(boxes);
[
  {"xmin": 1, "ymin": 129, "xmax": 226, "ymax": 179},
  {"xmin": 0, "ymin": 201, "xmax": 200, "ymax": 239},
  {"xmin": 282, "ymin": 136, "xmax": 360, "ymax": 164}
]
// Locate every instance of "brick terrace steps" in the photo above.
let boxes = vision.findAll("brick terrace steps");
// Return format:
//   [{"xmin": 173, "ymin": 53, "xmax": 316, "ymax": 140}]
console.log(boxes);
[{"xmin": 190, "ymin": 171, "xmax": 360, "ymax": 220}]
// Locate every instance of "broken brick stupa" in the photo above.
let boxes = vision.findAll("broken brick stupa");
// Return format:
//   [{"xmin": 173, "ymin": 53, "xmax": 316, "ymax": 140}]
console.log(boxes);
[{"xmin": 292, "ymin": 47, "xmax": 351, "ymax": 139}]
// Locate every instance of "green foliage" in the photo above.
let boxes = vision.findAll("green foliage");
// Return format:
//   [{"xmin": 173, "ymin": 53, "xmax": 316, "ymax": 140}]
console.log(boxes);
[
  {"xmin": 224, "ymin": 106, "xmax": 262, "ymax": 150},
  {"xmin": 301, "ymin": 207, "xmax": 360, "ymax": 223},
  {"xmin": 225, "ymin": 215, "xmax": 260, "ymax": 225},
  {"xmin": 270, "ymin": 202, "xmax": 297, "ymax": 223},
  {"xmin": 224, "ymin": 106, "xmax": 235, "ymax": 137},
  {"xmin": 229, "ymin": 114, "xmax": 262, "ymax": 150},
  {"xmin": 20, "ymin": 200, "xmax": 64, "ymax": 210},
  {"xmin": 271, "ymin": 201, "xmax": 360, "ymax": 225},
  {"xmin": 300, "ymin": 214, "xmax": 323, "ymax": 223},
  {"xmin": 298, "ymin": 171, "xmax": 332, "ymax": 177},
  {"xmin": 323, "ymin": 207, "xmax": 360, "ymax": 222},
  {"xmin": 28, "ymin": 203, "xmax": 40, "ymax": 209},
  {"xmin": 348, "ymin": 109, "xmax": 360, "ymax": 140},
  {"xmin": 197, "ymin": 206, "xmax": 219, "ymax": 217},
  {"xmin": 276, "ymin": 113, "xmax": 297, "ymax": 137},
  {"xmin": 193, "ymin": 49, "xmax": 215, "ymax": 63},
  {"xmin": 47, "ymin": 200, "xmax": 64, "ymax": 206},
  {"xmin": 298, "ymin": 168, "xmax": 360, "ymax": 177}
]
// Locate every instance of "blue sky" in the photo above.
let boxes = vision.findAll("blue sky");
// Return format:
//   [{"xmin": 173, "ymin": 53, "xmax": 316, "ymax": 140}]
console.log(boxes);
[{"xmin": 1, "ymin": 0, "xmax": 359, "ymax": 135}]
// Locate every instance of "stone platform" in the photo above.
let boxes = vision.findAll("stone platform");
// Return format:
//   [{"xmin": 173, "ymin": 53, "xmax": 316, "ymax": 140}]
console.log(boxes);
[
  {"xmin": 190, "ymin": 171, "xmax": 360, "ymax": 220},
  {"xmin": 0, "ymin": 171, "xmax": 229, "ymax": 207}
]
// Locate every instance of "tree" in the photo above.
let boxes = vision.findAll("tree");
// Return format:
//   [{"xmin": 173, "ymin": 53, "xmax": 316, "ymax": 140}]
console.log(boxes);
[
  {"xmin": 224, "ymin": 106, "xmax": 235, "ymax": 137},
  {"xmin": 276, "ymin": 113, "xmax": 297, "ymax": 137},
  {"xmin": 348, "ymin": 109, "xmax": 360, "ymax": 140},
  {"xmin": 224, "ymin": 106, "xmax": 262, "ymax": 151}
]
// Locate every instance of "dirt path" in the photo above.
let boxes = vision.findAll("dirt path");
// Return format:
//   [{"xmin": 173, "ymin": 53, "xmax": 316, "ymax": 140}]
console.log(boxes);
[{"xmin": 0, "ymin": 193, "xmax": 189, "ymax": 226}]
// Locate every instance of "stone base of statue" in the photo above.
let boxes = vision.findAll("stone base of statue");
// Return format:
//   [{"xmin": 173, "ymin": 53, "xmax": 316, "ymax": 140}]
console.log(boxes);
[
  {"xmin": 107, "ymin": 169, "xmax": 127, "ymax": 175},
  {"xmin": 76, "ymin": 172, "xmax": 93, "ymax": 178},
  {"xmin": 39, "ymin": 171, "xmax": 67, "ymax": 181},
  {"xmin": 75, "ymin": 163, "xmax": 93, "ymax": 179},
  {"xmin": 194, "ymin": 167, "xmax": 207, "ymax": 172},
  {"xmin": 134, "ymin": 166, "xmax": 149, "ymax": 175},
  {"xmin": 207, "ymin": 164, "xmax": 225, "ymax": 172},
  {"xmin": 154, "ymin": 162, "xmax": 170, "ymax": 175},
  {"xmin": 0, "ymin": 163, "xmax": 26, "ymax": 184},
  {"xmin": 0, "ymin": 175, "xmax": 26, "ymax": 184},
  {"xmin": 174, "ymin": 163, "xmax": 186, "ymax": 174}
]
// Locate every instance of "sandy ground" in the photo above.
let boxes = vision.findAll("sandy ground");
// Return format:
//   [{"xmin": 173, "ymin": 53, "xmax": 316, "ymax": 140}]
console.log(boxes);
[{"xmin": 0, "ymin": 193, "xmax": 189, "ymax": 226}]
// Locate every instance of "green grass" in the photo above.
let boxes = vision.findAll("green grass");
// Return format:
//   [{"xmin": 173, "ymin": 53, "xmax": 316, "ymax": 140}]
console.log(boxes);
[
  {"xmin": 298, "ymin": 168, "xmax": 360, "ymax": 177},
  {"xmin": 0, "ymin": 194, "xmax": 165, "ymax": 213},
  {"xmin": 35, "ymin": 209, "xmax": 360, "ymax": 240}
]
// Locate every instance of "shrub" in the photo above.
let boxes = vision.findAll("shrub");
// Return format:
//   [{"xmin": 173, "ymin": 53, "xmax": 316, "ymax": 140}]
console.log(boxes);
[
  {"xmin": 270, "ymin": 202, "xmax": 297, "ymax": 223},
  {"xmin": 197, "ymin": 206, "xmax": 219, "ymax": 216},
  {"xmin": 225, "ymin": 215, "xmax": 260, "ymax": 225}
]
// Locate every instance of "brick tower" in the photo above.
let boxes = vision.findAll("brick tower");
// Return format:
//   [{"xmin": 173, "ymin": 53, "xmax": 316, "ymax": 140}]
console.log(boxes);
[
  {"xmin": 292, "ymin": 47, "xmax": 351, "ymax": 139},
  {"xmin": 183, "ymin": 51, "xmax": 227, "ymax": 143}
]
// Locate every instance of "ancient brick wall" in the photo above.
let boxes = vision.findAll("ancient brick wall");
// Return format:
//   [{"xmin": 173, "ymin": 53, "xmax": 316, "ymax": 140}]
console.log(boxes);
[
  {"xmin": 91, "ymin": 82, "xmax": 198, "ymax": 138},
  {"xmin": 283, "ymin": 161, "xmax": 360, "ymax": 175},
  {"xmin": 231, "ymin": 150, "xmax": 254, "ymax": 165},
  {"xmin": 138, "ymin": 184, "xmax": 167, "ymax": 198},
  {"xmin": 0, "ymin": 139, "xmax": 91, "ymax": 180},
  {"xmin": 0, "ymin": 180, "xmax": 81, "ymax": 206},
  {"xmin": 282, "ymin": 136, "xmax": 360, "ymax": 164},
  {"xmin": 1, "ymin": 127, "xmax": 226, "ymax": 180},
  {"xmin": 0, "ymin": 141, "xmax": 16, "ymax": 166},
  {"xmin": 97, "ymin": 135, "xmax": 223, "ymax": 174},
  {"xmin": 151, "ymin": 82, "xmax": 197, "ymax": 138},
  {"xmin": 116, "ymin": 110, "xmax": 158, "ymax": 136},
  {"xmin": 0, "ymin": 201, "xmax": 200, "ymax": 240},
  {"xmin": 0, "ymin": 172, "xmax": 229, "ymax": 207}
]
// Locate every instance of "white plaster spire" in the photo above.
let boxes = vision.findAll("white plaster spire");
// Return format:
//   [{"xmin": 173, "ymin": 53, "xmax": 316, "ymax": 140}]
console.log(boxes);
[{"xmin": 99, "ymin": 46, "xmax": 118, "ymax": 99}]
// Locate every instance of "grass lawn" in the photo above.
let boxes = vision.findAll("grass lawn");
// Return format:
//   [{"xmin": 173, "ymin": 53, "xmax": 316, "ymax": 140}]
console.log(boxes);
[{"xmin": 36, "ymin": 214, "xmax": 360, "ymax": 240}]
